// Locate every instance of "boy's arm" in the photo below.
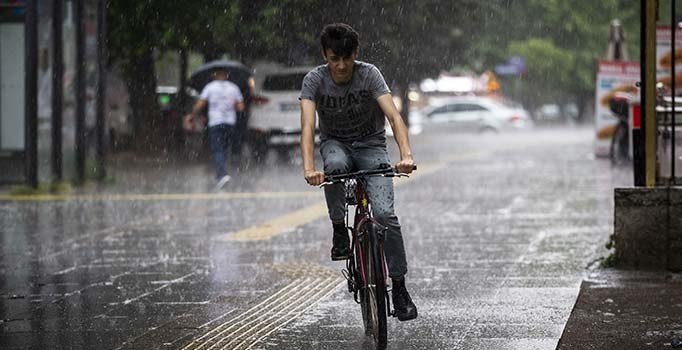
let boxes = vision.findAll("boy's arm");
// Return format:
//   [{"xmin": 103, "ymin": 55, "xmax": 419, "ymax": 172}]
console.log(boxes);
[
  {"xmin": 183, "ymin": 99, "xmax": 208, "ymax": 131},
  {"xmin": 300, "ymin": 99, "xmax": 324, "ymax": 185},
  {"xmin": 235, "ymin": 101, "xmax": 245, "ymax": 112},
  {"xmin": 377, "ymin": 94, "xmax": 415, "ymax": 173},
  {"xmin": 191, "ymin": 99, "xmax": 207, "ymax": 117}
]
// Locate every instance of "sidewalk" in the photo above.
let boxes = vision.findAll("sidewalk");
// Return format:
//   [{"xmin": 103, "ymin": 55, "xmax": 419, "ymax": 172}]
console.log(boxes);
[
  {"xmin": 557, "ymin": 268, "xmax": 682, "ymax": 349},
  {"xmin": 7, "ymin": 131, "xmax": 682, "ymax": 349},
  {"xmin": 1, "ymin": 150, "xmax": 226, "ymax": 196}
]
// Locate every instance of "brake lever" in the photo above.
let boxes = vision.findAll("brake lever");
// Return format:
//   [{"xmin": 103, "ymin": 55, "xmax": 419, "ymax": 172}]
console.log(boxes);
[
  {"xmin": 384, "ymin": 173, "xmax": 410, "ymax": 178},
  {"xmin": 319, "ymin": 179, "xmax": 343, "ymax": 187}
]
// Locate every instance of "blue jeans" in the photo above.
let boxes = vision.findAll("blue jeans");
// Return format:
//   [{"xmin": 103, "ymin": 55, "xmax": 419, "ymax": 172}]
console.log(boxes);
[
  {"xmin": 320, "ymin": 138, "xmax": 408, "ymax": 278},
  {"xmin": 208, "ymin": 124, "xmax": 235, "ymax": 179}
]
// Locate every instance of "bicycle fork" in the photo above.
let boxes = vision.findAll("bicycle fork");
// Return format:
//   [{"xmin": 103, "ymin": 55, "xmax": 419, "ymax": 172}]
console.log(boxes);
[
  {"xmin": 342, "ymin": 225, "xmax": 364, "ymax": 304},
  {"xmin": 342, "ymin": 222, "xmax": 394, "ymax": 317},
  {"xmin": 376, "ymin": 225, "xmax": 395, "ymax": 318}
]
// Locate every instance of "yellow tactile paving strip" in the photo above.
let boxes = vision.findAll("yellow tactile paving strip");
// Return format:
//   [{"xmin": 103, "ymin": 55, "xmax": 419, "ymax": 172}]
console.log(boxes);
[
  {"xmin": 218, "ymin": 151, "xmax": 488, "ymax": 242},
  {"xmin": 264, "ymin": 261, "xmax": 340, "ymax": 279}
]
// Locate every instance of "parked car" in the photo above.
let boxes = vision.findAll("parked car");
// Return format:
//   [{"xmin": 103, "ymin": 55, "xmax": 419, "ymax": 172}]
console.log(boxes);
[
  {"xmin": 155, "ymin": 85, "xmax": 203, "ymax": 153},
  {"xmin": 415, "ymin": 96, "xmax": 533, "ymax": 133},
  {"xmin": 248, "ymin": 66, "xmax": 318, "ymax": 158},
  {"xmin": 533, "ymin": 103, "xmax": 579, "ymax": 124},
  {"xmin": 108, "ymin": 84, "xmax": 199, "ymax": 152},
  {"xmin": 383, "ymin": 95, "xmax": 423, "ymax": 137}
]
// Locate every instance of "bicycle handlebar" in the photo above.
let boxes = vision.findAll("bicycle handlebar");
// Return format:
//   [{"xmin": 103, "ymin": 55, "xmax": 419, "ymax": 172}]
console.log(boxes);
[{"xmin": 320, "ymin": 165, "xmax": 417, "ymax": 187}]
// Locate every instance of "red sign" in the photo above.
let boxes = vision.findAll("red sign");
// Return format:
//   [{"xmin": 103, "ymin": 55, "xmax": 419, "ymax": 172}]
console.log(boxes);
[
  {"xmin": 631, "ymin": 103, "xmax": 641, "ymax": 130},
  {"xmin": 597, "ymin": 60, "xmax": 641, "ymax": 76}
]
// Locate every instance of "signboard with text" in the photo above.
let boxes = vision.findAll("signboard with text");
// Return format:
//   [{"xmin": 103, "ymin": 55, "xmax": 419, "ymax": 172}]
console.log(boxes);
[{"xmin": 657, "ymin": 26, "xmax": 682, "ymax": 90}]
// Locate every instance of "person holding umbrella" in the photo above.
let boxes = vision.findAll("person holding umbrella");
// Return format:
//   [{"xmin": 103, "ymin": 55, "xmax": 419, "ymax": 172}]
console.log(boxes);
[{"xmin": 185, "ymin": 68, "xmax": 245, "ymax": 189}]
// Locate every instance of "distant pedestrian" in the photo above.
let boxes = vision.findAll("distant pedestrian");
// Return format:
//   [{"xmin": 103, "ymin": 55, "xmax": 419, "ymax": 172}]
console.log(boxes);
[{"xmin": 185, "ymin": 68, "xmax": 245, "ymax": 189}]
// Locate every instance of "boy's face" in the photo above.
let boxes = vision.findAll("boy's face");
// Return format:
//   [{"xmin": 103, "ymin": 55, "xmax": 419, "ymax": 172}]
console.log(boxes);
[{"xmin": 323, "ymin": 48, "xmax": 357, "ymax": 84}]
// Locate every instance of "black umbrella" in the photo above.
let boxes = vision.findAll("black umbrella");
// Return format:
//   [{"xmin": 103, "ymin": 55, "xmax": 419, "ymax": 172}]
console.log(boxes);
[{"xmin": 188, "ymin": 60, "xmax": 252, "ymax": 93}]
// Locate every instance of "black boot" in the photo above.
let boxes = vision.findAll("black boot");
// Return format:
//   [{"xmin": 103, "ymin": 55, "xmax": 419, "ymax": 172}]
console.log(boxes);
[
  {"xmin": 331, "ymin": 223, "xmax": 351, "ymax": 261},
  {"xmin": 392, "ymin": 277, "xmax": 418, "ymax": 321}
]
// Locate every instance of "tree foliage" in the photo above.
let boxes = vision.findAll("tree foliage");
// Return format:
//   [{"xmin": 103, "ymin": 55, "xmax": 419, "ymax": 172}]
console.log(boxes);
[
  {"xmin": 107, "ymin": 0, "xmax": 643, "ymax": 144},
  {"xmin": 108, "ymin": 0, "xmax": 487, "ymax": 141},
  {"xmin": 465, "ymin": 0, "xmax": 640, "ymax": 118}
]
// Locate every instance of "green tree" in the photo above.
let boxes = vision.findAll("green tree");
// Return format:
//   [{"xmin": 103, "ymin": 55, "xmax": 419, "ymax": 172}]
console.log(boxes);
[
  {"xmin": 465, "ymin": 0, "xmax": 640, "ymax": 121},
  {"xmin": 251, "ymin": 0, "xmax": 487, "ymax": 121},
  {"xmin": 108, "ymin": 0, "xmax": 492, "ymax": 144},
  {"xmin": 108, "ymin": 0, "xmax": 165, "ymax": 150},
  {"xmin": 109, "ymin": 0, "xmax": 642, "ymax": 148},
  {"xmin": 108, "ymin": 0, "xmax": 242, "ymax": 150}
]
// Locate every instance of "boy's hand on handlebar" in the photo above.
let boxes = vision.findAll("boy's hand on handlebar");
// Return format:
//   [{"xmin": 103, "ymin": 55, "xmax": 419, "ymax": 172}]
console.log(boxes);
[
  {"xmin": 395, "ymin": 158, "xmax": 416, "ymax": 174},
  {"xmin": 304, "ymin": 169, "xmax": 325, "ymax": 186}
]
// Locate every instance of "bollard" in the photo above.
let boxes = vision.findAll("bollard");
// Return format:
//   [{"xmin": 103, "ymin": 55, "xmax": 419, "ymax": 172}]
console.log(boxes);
[{"xmin": 631, "ymin": 102, "xmax": 645, "ymax": 186}]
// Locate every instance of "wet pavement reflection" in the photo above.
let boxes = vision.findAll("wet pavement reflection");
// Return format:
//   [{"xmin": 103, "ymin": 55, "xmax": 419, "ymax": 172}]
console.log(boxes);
[{"xmin": 1, "ymin": 127, "xmax": 629, "ymax": 349}]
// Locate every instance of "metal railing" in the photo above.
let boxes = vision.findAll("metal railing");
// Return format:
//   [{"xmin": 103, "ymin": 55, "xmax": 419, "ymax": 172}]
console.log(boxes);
[{"xmin": 657, "ymin": 95, "xmax": 682, "ymax": 185}]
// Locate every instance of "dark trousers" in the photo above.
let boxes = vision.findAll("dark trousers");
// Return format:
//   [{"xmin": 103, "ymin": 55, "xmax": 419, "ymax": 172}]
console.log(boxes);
[
  {"xmin": 208, "ymin": 124, "xmax": 235, "ymax": 179},
  {"xmin": 320, "ymin": 138, "xmax": 408, "ymax": 278}
]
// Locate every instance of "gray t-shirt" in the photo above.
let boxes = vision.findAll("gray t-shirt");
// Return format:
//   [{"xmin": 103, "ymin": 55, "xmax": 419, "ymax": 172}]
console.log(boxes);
[{"xmin": 299, "ymin": 61, "xmax": 391, "ymax": 143}]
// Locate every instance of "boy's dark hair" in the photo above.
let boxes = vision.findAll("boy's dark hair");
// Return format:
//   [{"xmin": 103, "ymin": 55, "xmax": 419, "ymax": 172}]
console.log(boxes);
[{"xmin": 320, "ymin": 23, "xmax": 359, "ymax": 58}]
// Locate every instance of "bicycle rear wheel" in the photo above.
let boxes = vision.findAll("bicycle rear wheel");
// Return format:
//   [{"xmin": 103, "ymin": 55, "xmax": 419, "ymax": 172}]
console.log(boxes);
[{"xmin": 358, "ymin": 223, "xmax": 388, "ymax": 347}]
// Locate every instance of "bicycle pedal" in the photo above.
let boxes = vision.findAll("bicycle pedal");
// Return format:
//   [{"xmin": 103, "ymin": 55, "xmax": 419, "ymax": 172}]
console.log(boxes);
[{"xmin": 341, "ymin": 269, "xmax": 356, "ymax": 293}]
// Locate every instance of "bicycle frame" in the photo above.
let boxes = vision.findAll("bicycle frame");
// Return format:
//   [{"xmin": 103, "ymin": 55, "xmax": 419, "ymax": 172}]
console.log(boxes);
[
  {"xmin": 349, "ymin": 179, "xmax": 388, "ymax": 304},
  {"xmin": 321, "ymin": 165, "xmax": 413, "ymax": 348}
]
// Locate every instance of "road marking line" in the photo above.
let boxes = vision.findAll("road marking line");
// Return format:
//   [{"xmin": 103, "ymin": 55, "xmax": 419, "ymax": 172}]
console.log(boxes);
[
  {"xmin": 0, "ymin": 191, "xmax": 320, "ymax": 202},
  {"xmin": 236, "ymin": 278, "xmax": 343, "ymax": 350},
  {"xmin": 182, "ymin": 263, "xmax": 343, "ymax": 350},
  {"xmin": 216, "ymin": 277, "xmax": 339, "ymax": 350},
  {"xmin": 241, "ymin": 282, "xmax": 341, "ymax": 350},
  {"xmin": 219, "ymin": 203, "xmax": 328, "ymax": 242},
  {"xmin": 185, "ymin": 279, "xmax": 310, "ymax": 349},
  {"xmin": 218, "ymin": 151, "xmax": 490, "ymax": 242}
]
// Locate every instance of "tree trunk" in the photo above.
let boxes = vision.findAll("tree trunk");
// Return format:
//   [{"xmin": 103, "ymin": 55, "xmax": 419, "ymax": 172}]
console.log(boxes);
[
  {"xmin": 235, "ymin": 0, "xmax": 266, "ymax": 64},
  {"xmin": 575, "ymin": 93, "xmax": 593, "ymax": 124},
  {"xmin": 202, "ymin": 42, "xmax": 223, "ymax": 62},
  {"xmin": 126, "ymin": 50, "xmax": 162, "ymax": 151},
  {"xmin": 178, "ymin": 49, "xmax": 188, "ymax": 113}
]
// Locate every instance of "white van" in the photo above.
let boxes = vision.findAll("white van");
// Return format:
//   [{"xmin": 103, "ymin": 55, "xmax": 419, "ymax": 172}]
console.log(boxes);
[{"xmin": 248, "ymin": 66, "xmax": 318, "ymax": 158}]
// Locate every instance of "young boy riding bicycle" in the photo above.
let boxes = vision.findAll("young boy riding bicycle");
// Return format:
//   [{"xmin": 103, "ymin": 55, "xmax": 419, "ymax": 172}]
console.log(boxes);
[{"xmin": 299, "ymin": 23, "xmax": 417, "ymax": 321}]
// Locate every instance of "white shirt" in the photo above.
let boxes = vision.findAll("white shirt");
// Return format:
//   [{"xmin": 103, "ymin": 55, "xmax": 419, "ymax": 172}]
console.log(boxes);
[{"xmin": 200, "ymin": 80, "xmax": 244, "ymax": 127}]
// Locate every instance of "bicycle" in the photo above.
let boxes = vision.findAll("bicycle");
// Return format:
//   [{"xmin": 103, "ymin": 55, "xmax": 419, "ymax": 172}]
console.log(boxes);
[{"xmin": 320, "ymin": 164, "xmax": 414, "ymax": 349}]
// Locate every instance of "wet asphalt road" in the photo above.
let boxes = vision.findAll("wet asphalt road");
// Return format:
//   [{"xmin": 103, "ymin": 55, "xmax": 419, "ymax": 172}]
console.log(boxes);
[{"xmin": 0, "ymin": 126, "xmax": 630, "ymax": 350}]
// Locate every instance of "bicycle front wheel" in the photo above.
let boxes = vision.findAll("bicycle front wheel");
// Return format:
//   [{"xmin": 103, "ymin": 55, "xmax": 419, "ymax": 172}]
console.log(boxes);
[{"xmin": 358, "ymin": 223, "xmax": 388, "ymax": 347}]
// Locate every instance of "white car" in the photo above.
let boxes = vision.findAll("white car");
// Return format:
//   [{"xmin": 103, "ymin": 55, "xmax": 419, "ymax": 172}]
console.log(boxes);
[
  {"xmin": 248, "ymin": 66, "xmax": 318, "ymax": 158},
  {"xmin": 415, "ymin": 96, "xmax": 533, "ymax": 133}
]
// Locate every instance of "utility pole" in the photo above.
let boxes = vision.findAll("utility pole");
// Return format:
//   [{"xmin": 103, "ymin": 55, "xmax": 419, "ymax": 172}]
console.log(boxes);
[
  {"xmin": 642, "ymin": 0, "xmax": 658, "ymax": 187},
  {"xmin": 75, "ymin": 0, "xmax": 86, "ymax": 183},
  {"xmin": 95, "ymin": 0, "xmax": 107, "ymax": 180},
  {"xmin": 25, "ymin": 0, "xmax": 38, "ymax": 187},
  {"xmin": 52, "ymin": 0, "xmax": 64, "ymax": 183}
]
